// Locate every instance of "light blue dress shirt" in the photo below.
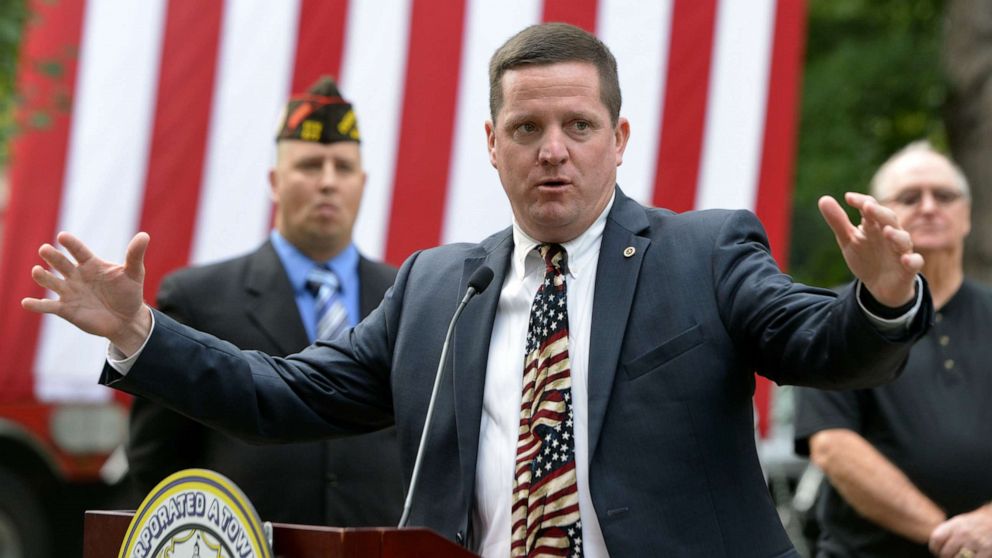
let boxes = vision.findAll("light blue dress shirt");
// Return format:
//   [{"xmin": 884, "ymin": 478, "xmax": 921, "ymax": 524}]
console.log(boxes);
[{"xmin": 269, "ymin": 230, "xmax": 361, "ymax": 343}]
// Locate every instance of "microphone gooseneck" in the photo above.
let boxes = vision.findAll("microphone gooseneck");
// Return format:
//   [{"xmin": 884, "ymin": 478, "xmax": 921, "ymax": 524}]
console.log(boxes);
[{"xmin": 398, "ymin": 266, "xmax": 494, "ymax": 529}]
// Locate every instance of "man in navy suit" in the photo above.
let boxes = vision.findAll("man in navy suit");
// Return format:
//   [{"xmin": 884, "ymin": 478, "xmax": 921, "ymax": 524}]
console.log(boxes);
[
  {"xmin": 25, "ymin": 23, "xmax": 931, "ymax": 557},
  {"xmin": 125, "ymin": 76, "xmax": 403, "ymax": 527}
]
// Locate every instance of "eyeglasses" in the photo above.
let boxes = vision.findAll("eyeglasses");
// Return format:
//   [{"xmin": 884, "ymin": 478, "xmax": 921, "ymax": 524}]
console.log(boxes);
[{"xmin": 883, "ymin": 187, "xmax": 965, "ymax": 207}]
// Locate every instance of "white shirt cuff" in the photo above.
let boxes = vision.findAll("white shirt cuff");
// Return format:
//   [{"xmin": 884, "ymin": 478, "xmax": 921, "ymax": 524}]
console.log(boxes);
[
  {"xmin": 856, "ymin": 276, "xmax": 923, "ymax": 334},
  {"xmin": 106, "ymin": 307, "xmax": 156, "ymax": 375}
]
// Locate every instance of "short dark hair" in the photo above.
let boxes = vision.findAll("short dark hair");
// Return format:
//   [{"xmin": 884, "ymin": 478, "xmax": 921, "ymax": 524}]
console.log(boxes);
[{"xmin": 489, "ymin": 23, "xmax": 621, "ymax": 126}]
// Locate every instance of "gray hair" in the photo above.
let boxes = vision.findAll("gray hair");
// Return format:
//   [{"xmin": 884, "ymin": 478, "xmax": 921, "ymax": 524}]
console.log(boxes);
[{"xmin": 870, "ymin": 140, "xmax": 970, "ymax": 201}]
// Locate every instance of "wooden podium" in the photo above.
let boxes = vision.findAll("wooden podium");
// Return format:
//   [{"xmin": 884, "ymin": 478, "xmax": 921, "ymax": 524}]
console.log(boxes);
[{"xmin": 83, "ymin": 510, "xmax": 478, "ymax": 557}]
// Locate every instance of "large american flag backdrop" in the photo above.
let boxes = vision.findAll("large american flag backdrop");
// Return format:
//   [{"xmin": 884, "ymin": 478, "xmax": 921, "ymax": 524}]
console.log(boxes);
[{"xmin": 0, "ymin": 0, "xmax": 806, "ymax": 435}]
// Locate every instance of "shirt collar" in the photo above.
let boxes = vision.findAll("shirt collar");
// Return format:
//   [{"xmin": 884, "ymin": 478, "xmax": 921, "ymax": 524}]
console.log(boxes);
[
  {"xmin": 510, "ymin": 191, "xmax": 615, "ymax": 281},
  {"xmin": 270, "ymin": 230, "xmax": 359, "ymax": 292}
]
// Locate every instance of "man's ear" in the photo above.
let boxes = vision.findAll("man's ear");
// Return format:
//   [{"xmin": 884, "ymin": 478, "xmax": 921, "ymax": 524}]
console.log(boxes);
[
  {"xmin": 267, "ymin": 168, "xmax": 279, "ymax": 202},
  {"xmin": 614, "ymin": 117, "xmax": 630, "ymax": 167},
  {"xmin": 485, "ymin": 120, "xmax": 497, "ymax": 168}
]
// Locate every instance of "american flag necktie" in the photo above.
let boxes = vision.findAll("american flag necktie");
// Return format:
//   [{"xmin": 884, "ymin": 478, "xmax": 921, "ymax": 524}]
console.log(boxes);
[
  {"xmin": 305, "ymin": 266, "xmax": 349, "ymax": 341},
  {"xmin": 511, "ymin": 244, "xmax": 583, "ymax": 557}
]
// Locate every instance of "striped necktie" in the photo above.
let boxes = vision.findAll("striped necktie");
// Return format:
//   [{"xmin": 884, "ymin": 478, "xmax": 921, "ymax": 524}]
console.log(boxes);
[
  {"xmin": 305, "ymin": 266, "xmax": 349, "ymax": 341},
  {"xmin": 511, "ymin": 243, "xmax": 583, "ymax": 558}
]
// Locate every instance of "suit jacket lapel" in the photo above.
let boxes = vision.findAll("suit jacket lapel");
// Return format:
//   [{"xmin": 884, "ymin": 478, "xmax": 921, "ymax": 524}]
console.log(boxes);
[
  {"xmin": 587, "ymin": 190, "xmax": 650, "ymax": 459},
  {"xmin": 453, "ymin": 229, "xmax": 513, "ymax": 511},
  {"xmin": 357, "ymin": 256, "xmax": 396, "ymax": 318},
  {"xmin": 244, "ymin": 241, "xmax": 309, "ymax": 354}
]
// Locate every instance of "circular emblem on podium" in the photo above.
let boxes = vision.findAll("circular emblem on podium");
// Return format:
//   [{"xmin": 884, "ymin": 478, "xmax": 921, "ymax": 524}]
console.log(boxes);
[{"xmin": 119, "ymin": 469, "xmax": 272, "ymax": 558}]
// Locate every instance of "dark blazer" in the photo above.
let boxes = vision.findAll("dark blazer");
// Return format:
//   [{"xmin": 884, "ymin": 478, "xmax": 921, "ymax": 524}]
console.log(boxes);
[
  {"xmin": 125, "ymin": 240, "xmax": 403, "ymax": 527},
  {"xmin": 107, "ymin": 189, "xmax": 931, "ymax": 557}
]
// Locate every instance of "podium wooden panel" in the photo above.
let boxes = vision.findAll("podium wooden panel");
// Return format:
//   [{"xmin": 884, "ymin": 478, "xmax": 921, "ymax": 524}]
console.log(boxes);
[{"xmin": 84, "ymin": 510, "xmax": 478, "ymax": 557}]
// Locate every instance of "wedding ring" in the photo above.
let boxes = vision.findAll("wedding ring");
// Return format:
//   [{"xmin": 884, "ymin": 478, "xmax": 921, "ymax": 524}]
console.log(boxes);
[{"xmin": 956, "ymin": 548, "xmax": 976, "ymax": 558}]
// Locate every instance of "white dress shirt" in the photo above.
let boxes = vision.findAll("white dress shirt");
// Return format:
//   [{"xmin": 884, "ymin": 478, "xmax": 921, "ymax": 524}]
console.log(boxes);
[{"xmin": 473, "ymin": 195, "xmax": 615, "ymax": 558}]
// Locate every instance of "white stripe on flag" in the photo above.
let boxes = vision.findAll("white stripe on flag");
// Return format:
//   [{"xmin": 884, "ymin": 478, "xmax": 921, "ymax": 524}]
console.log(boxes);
[
  {"xmin": 696, "ymin": 0, "xmax": 775, "ymax": 211},
  {"xmin": 36, "ymin": 0, "xmax": 168, "ymax": 402},
  {"xmin": 442, "ymin": 0, "xmax": 540, "ymax": 245},
  {"xmin": 190, "ymin": 0, "xmax": 299, "ymax": 265},
  {"xmin": 342, "ymin": 0, "xmax": 413, "ymax": 260},
  {"xmin": 599, "ymin": 0, "xmax": 673, "ymax": 206}
]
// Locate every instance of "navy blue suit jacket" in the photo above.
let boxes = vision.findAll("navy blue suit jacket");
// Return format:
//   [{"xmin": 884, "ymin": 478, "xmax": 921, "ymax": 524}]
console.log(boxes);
[{"xmin": 103, "ymin": 188, "xmax": 931, "ymax": 557}]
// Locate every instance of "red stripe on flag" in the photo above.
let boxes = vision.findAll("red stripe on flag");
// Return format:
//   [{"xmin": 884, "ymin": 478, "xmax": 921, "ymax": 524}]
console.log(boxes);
[
  {"xmin": 542, "ymin": 0, "xmax": 599, "ymax": 32},
  {"xmin": 0, "ymin": 0, "xmax": 86, "ymax": 402},
  {"xmin": 755, "ymin": 0, "xmax": 805, "ymax": 268},
  {"xmin": 384, "ymin": 0, "xmax": 466, "ymax": 265},
  {"xmin": 138, "ymin": 0, "xmax": 224, "ymax": 305},
  {"xmin": 290, "ymin": 0, "xmax": 349, "ymax": 93},
  {"xmin": 652, "ymin": 0, "xmax": 717, "ymax": 213},
  {"xmin": 753, "ymin": 0, "xmax": 806, "ymax": 438}
]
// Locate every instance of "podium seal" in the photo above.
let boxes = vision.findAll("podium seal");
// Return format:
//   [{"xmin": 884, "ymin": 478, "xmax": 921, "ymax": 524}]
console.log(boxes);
[{"xmin": 118, "ymin": 468, "xmax": 272, "ymax": 558}]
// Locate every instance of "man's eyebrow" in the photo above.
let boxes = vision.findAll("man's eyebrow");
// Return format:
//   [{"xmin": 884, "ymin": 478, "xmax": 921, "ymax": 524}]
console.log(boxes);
[
  {"xmin": 500, "ymin": 113, "xmax": 533, "ymax": 128},
  {"xmin": 294, "ymin": 155, "xmax": 323, "ymax": 165},
  {"xmin": 562, "ymin": 110, "xmax": 600, "ymax": 122}
]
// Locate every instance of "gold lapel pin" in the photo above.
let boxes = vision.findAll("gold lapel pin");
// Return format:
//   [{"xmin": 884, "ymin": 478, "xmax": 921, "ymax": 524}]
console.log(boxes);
[{"xmin": 623, "ymin": 246, "xmax": 636, "ymax": 258}]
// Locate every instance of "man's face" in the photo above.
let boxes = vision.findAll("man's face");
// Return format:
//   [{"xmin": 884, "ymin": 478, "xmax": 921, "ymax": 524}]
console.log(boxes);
[
  {"xmin": 877, "ymin": 152, "xmax": 970, "ymax": 254},
  {"xmin": 269, "ymin": 140, "xmax": 366, "ymax": 257},
  {"xmin": 486, "ymin": 61, "xmax": 629, "ymax": 243}
]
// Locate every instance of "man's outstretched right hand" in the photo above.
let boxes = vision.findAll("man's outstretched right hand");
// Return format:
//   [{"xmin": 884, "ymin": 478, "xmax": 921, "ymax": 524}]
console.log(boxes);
[{"xmin": 21, "ymin": 231, "xmax": 153, "ymax": 356}]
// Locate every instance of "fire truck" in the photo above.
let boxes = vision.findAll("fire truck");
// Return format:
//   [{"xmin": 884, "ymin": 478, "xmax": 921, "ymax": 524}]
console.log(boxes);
[{"xmin": 0, "ymin": 1, "xmax": 805, "ymax": 556}]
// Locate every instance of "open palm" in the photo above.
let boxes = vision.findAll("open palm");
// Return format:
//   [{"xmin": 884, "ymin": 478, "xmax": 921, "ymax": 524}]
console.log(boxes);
[{"xmin": 22, "ymin": 232, "xmax": 152, "ymax": 352}]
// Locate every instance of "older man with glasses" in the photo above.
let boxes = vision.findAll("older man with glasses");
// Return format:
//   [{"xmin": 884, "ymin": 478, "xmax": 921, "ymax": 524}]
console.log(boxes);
[{"xmin": 795, "ymin": 141, "xmax": 992, "ymax": 558}]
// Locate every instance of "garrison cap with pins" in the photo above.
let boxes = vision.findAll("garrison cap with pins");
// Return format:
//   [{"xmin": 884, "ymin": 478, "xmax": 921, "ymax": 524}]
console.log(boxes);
[{"xmin": 276, "ymin": 75, "xmax": 360, "ymax": 144}]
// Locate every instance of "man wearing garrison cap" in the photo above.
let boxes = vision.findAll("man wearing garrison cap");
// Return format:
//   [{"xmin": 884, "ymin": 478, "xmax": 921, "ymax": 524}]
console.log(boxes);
[{"xmin": 125, "ymin": 76, "xmax": 404, "ymax": 527}]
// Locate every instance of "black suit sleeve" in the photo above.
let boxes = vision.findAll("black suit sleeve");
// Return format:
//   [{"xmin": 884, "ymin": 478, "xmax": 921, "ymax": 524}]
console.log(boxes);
[
  {"xmin": 125, "ymin": 274, "xmax": 208, "ymax": 502},
  {"xmin": 712, "ymin": 211, "xmax": 932, "ymax": 389}
]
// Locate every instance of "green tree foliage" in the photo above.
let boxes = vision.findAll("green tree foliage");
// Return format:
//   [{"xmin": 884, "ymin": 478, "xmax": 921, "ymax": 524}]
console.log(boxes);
[
  {"xmin": 1, "ymin": 0, "xmax": 28, "ymax": 165},
  {"xmin": 791, "ymin": 0, "xmax": 947, "ymax": 286}
]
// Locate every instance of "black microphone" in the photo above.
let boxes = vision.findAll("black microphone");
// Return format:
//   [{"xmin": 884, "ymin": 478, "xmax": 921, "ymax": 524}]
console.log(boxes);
[{"xmin": 398, "ymin": 265, "xmax": 495, "ymax": 528}]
